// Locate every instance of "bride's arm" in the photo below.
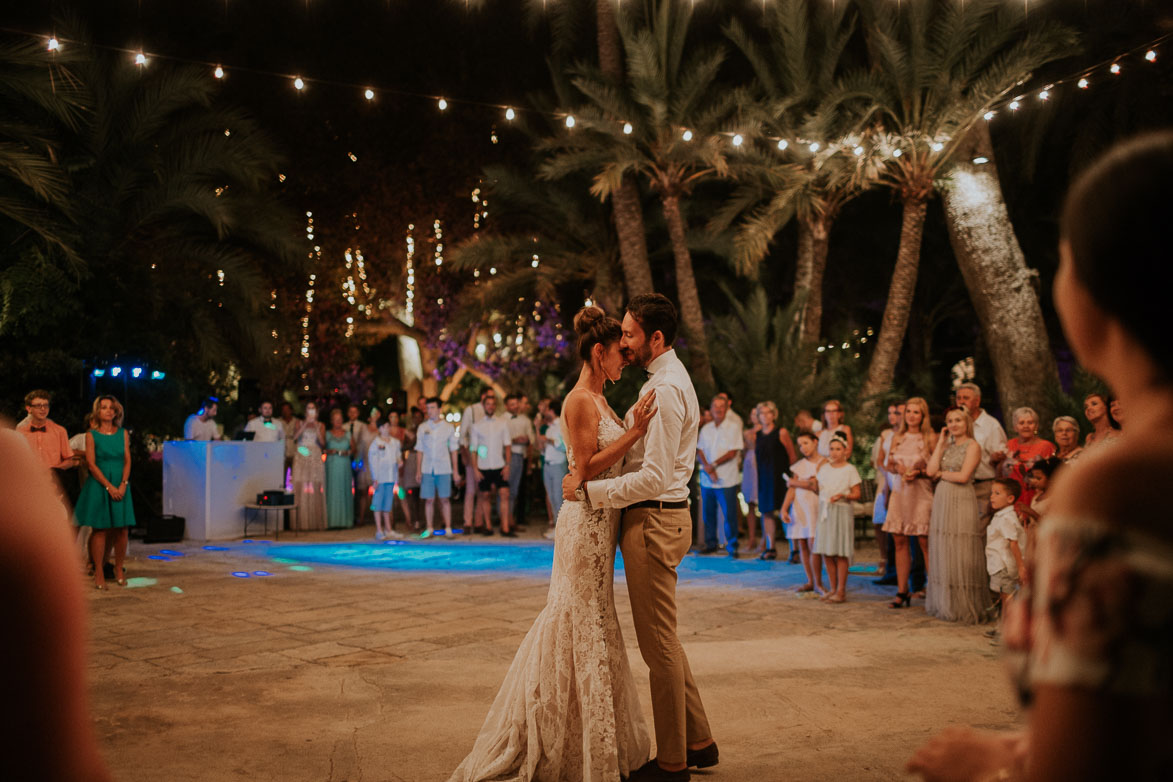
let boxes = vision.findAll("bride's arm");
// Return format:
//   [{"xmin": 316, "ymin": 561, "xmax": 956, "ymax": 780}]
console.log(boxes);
[{"xmin": 564, "ymin": 390, "xmax": 656, "ymax": 484}]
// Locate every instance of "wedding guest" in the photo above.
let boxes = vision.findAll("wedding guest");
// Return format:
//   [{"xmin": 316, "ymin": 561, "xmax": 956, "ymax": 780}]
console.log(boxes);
[
  {"xmin": 415, "ymin": 397, "xmax": 461, "ymax": 538},
  {"xmin": 794, "ymin": 407, "xmax": 823, "ymax": 435},
  {"xmin": 324, "ymin": 408, "xmax": 354, "ymax": 529},
  {"xmin": 291, "ymin": 402, "xmax": 326, "ymax": 530},
  {"xmin": 1108, "ymin": 396, "xmax": 1123, "ymax": 427},
  {"xmin": 1082, "ymin": 392, "xmax": 1121, "ymax": 449},
  {"xmin": 717, "ymin": 391, "xmax": 743, "ymax": 431},
  {"xmin": 536, "ymin": 397, "xmax": 567, "ymax": 539},
  {"xmin": 755, "ymin": 402, "xmax": 797, "ymax": 560},
  {"xmin": 909, "ymin": 131, "xmax": 1173, "ymax": 782},
  {"xmin": 697, "ymin": 394, "xmax": 743, "ymax": 557},
  {"xmin": 73, "ymin": 396, "xmax": 134, "ymax": 590},
  {"xmin": 470, "ymin": 392, "xmax": 513, "ymax": 536},
  {"xmin": 279, "ymin": 402, "xmax": 301, "ymax": 481},
  {"xmin": 817, "ymin": 399, "xmax": 853, "ymax": 456},
  {"xmin": 925, "ymin": 407, "xmax": 987, "ymax": 624},
  {"xmin": 780, "ymin": 431, "xmax": 825, "ymax": 593},
  {"xmin": 461, "ymin": 388, "xmax": 496, "ymax": 530},
  {"xmin": 1051, "ymin": 416, "xmax": 1084, "ymax": 463},
  {"xmin": 0, "ymin": 428, "xmax": 114, "ymax": 782},
  {"xmin": 954, "ymin": 382, "xmax": 1007, "ymax": 513},
  {"xmin": 740, "ymin": 406, "xmax": 760, "ymax": 553},
  {"xmin": 872, "ymin": 401, "xmax": 905, "ymax": 581},
  {"xmin": 998, "ymin": 407, "xmax": 1056, "ymax": 509},
  {"xmin": 883, "ymin": 397, "xmax": 937, "ymax": 608},
  {"xmin": 354, "ymin": 407, "xmax": 381, "ymax": 526},
  {"xmin": 368, "ymin": 420, "xmax": 403, "ymax": 540},
  {"xmin": 1021, "ymin": 456, "xmax": 1061, "ymax": 526},
  {"xmin": 15, "ymin": 390, "xmax": 81, "ymax": 498},
  {"xmin": 505, "ymin": 393, "xmax": 535, "ymax": 526},
  {"xmin": 183, "ymin": 397, "xmax": 220, "ymax": 441},
  {"xmin": 984, "ymin": 478, "xmax": 1026, "ymax": 615},
  {"xmin": 811, "ymin": 432, "xmax": 861, "ymax": 603},
  {"xmin": 399, "ymin": 444, "xmax": 421, "ymax": 532},
  {"xmin": 243, "ymin": 400, "xmax": 285, "ymax": 443}
]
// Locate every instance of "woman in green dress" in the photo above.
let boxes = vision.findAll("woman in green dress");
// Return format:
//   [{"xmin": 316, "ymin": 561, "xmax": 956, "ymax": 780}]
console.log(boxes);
[
  {"xmin": 324, "ymin": 408, "xmax": 354, "ymax": 529},
  {"xmin": 74, "ymin": 395, "xmax": 135, "ymax": 589}
]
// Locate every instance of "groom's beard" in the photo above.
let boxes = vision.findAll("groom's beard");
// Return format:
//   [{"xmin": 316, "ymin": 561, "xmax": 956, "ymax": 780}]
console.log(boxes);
[{"xmin": 623, "ymin": 343, "xmax": 652, "ymax": 368}]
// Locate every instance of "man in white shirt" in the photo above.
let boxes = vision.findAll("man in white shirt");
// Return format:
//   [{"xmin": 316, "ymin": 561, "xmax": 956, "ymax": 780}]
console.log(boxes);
[
  {"xmin": 505, "ymin": 392, "xmax": 535, "ymax": 525},
  {"xmin": 697, "ymin": 395, "xmax": 744, "ymax": 557},
  {"xmin": 567, "ymin": 293, "xmax": 716, "ymax": 779},
  {"xmin": 183, "ymin": 398, "xmax": 220, "ymax": 441},
  {"xmin": 243, "ymin": 401, "xmax": 285, "ymax": 443},
  {"xmin": 535, "ymin": 397, "xmax": 567, "ymax": 537},
  {"xmin": 470, "ymin": 392, "xmax": 513, "ymax": 536},
  {"xmin": 414, "ymin": 397, "xmax": 461, "ymax": 538},
  {"xmin": 460, "ymin": 387, "xmax": 495, "ymax": 529},
  {"xmin": 956, "ymin": 382, "xmax": 1008, "ymax": 513}
]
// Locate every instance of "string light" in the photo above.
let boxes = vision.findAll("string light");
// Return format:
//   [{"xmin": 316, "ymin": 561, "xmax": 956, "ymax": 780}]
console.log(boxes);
[
  {"xmin": 505, "ymin": 107, "xmax": 515, "ymax": 121},
  {"xmin": 1038, "ymin": 88, "xmax": 1050, "ymax": 101},
  {"xmin": 983, "ymin": 110, "xmax": 995, "ymax": 121},
  {"xmin": 47, "ymin": 37, "xmax": 60, "ymax": 51},
  {"xmin": 364, "ymin": 88, "xmax": 374, "ymax": 100},
  {"xmin": 777, "ymin": 139, "xmax": 788, "ymax": 150},
  {"xmin": 892, "ymin": 148, "xmax": 902, "ymax": 158},
  {"xmin": 134, "ymin": 52, "xmax": 147, "ymax": 67},
  {"xmin": 1078, "ymin": 77, "xmax": 1090, "ymax": 89},
  {"xmin": 681, "ymin": 129, "xmax": 693, "ymax": 142},
  {"xmin": 731, "ymin": 133, "xmax": 744, "ymax": 147},
  {"xmin": 972, "ymin": 156, "xmax": 989, "ymax": 165},
  {"xmin": 853, "ymin": 145, "xmax": 864, "ymax": 156},
  {"xmin": 1110, "ymin": 62, "xmax": 1121, "ymax": 75},
  {"xmin": 809, "ymin": 142, "xmax": 820, "ymax": 153},
  {"xmin": 213, "ymin": 65, "xmax": 224, "ymax": 79},
  {"xmin": 931, "ymin": 141, "xmax": 944, "ymax": 151},
  {"xmin": 405, "ymin": 224, "xmax": 416, "ymax": 321},
  {"xmin": 623, "ymin": 122, "xmax": 633, "ymax": 135},
  {"xmin": 1008, "ymin": 99, "xmax": 1021, "ymax": 111},
  {"xmin": 437, "ymin": 97, "xmax": 448, "ymax": 110},
  {"xmin": 294, "ymin": 76, "xmax": 305, "ymax": 90},
  {"xmin": 565, "ymin": 115, "xmax": 575, "ymax": 128},
  {"xmin": 433, "ymin": 219, "xmax": 444, "ymax": 266},
  {"xmin": 1145, "ymin": 49, "xmax": 1157, "ymax": 62}
]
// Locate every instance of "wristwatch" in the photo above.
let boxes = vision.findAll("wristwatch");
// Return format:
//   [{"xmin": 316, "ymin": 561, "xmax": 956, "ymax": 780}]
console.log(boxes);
[{"xmin": 574, "ymin": 482, "xmax": 590, "ymax": 508}]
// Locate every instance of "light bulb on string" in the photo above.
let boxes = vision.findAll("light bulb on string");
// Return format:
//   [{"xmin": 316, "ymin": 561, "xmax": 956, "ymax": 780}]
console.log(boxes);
[
  {"xmin": 777, "ymin": 139, "xmax": 788, "ymax": 150},
  {"xmin": 682, "ymin": 129, "xmax": 693, "ymax": 141},
  {"xmin": 294, "ymin": 76, "xmax": 305, "ymax": 90},
  {"xmin": 731, "ymin": 133, "xmax": 744, "ymax": 147},
  {"xmin": 364, "ymin": 88, "xmax": 374, "ymax": 100},
  {"xmin": 1078, "ymin": 77, "xmax": 1090, "ymax": 89},
  {"xmin": 1145, "ymin": 49, "xmax": 1157, "ymax": 62},
  {"xmin": 438, "ymin": 97, "xmax": 448, "ymax": 110},
  {"xmin": 809, "ymin": 141, "xmax": 820, "ymax": 153},
  {"xmin": 565, "ymin": 115, "xmax": 575, "ymax": 128},
  {"xmin": 47, "ymin": 37, "xmax": 60, "ymax": 52},
  {"xmin": 1110, "ymin": 62, "xmax": 1121, "ymax": 75},
  {"xmin": 1008, "ymin": 99, "xmax": 1020, "ymax": 111},
  {"xmin": 984, "ymin": 110, "xmax": 995, "ymax": 121},
  {"xmin": 1038, "ymin": 89, "xmax": 1050, "ymax": 101},
  {"xmin": 505, "ymin": 107, "xmax": 515, "ymax": 121},
  {"xmin": 893, "ymin": 148, "xmax": 903, "ymax": 158},
  {"xmin": 214, "ymin": 65, "xmax": 225, "ymax": 79},
  {"xmin": 853, "ymin": 146, "xmax": 864, "ymax": 156},
  {"xmin": 931, "ymin": 141, "xmax": 944, "ymax": 152},
  {"xmin": 623, "ymin": 122, "xmax": 633, "ymax": 135},
  {"xmin": 134, "ymin": 52, "xmax": 148, "ymax": 67}
]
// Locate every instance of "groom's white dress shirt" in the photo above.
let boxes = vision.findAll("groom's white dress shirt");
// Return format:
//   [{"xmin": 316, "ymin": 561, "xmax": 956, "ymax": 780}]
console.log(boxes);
[{"xmin": 585, "ymin": 349, "xmax": 699, "ymax": 509}]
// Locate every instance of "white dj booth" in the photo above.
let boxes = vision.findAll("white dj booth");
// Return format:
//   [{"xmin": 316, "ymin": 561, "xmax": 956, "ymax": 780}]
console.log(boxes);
[{"xmin": 162, "ymin": 441, "xmax": 285, "ymax": 541}]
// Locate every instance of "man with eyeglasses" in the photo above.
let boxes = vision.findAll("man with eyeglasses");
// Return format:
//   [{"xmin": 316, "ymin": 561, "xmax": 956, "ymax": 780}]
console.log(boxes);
[{"xmin": 16, "ymin": 390, "xmax": 81, "ymax": 496}]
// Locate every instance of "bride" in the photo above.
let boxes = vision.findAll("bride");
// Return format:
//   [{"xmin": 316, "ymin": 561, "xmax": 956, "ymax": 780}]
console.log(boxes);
[{"xmin": 450, "ymin": 306, "xmax": 658, "ymax": 782}]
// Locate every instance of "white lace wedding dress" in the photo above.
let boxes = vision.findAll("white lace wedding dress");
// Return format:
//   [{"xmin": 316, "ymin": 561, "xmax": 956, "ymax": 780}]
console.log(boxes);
[{"xmin": 449, "ymin": 406, "xmax": 651, "ymax": 782}]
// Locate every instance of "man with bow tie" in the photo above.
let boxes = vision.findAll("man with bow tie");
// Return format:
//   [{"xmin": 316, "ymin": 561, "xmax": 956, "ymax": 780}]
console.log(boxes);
[
  {"xmin": 244, "ymin": 400, "xmax": 285, "ymax": 444},
  {"xmin": 16, "ymin": 390, "xmax": 81, "ymax": 495}
]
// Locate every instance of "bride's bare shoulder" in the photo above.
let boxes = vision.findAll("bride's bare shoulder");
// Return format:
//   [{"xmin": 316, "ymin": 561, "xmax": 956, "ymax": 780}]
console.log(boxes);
[{"xmin": 562, "ymin": 389, "xmax": 600, "ymax": 427}]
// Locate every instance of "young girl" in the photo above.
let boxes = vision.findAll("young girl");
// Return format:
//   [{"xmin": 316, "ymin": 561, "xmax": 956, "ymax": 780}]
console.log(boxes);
[
  {"xmin": 811, "ymin": 433, "xmax": 861, "ymax": 603},
  {"xmin": 1021, "ymin": 456, "xmax": 1061, "ymax": 527},
  {"xmin": 368, "ymin": 420, "xmax": 404, "ymax": 540},
  {"xmin": 780, "ymin": 430, "xmax": 824, "ymax": 592}
]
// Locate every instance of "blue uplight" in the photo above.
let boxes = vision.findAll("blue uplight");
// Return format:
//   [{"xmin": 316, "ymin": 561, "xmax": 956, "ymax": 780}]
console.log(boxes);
[
  {"xmin": 92, "ymin": 368, "xmax": 106, "ymax": 378},
  {"xmin": 131, "ymin": 367, "xmax": 143, "ymax": 378},
  {"xmin": 151, "ymin": 370, "xmax": 166, "ymax": 380},
  {"xmin": 110, "ymin": 366, "xmax": 122, "ymax": 377},
  {"xmin": 159, "ymin": 549, "xmax": 185, "ymax": 557},
  {"xmin": 202, "ymin": 545, "xmax": 229, "ymax": 551},
  {"xmin": 148, "ymin": 555, "xmax": 170, "ymax": 561},
  {"xmin": 231, "ymin": 571, "xmax": 251, "ymax": 578},
  {"xmin": 253, "ymin": 571, "xmax": 273, "ymax": 577}
]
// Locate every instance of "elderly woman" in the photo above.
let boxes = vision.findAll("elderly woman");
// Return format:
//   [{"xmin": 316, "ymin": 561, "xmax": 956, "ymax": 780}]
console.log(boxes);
[
  {"xmin": 1051, "ymin": 416, "xmax": 1084, "ymax": 463},
  {"xmin": 908, "ymin": 132, "xmax": 1173, "ymax": 781},
  {"xmin": 1000, "ymin": 407, "xmax": 1055, "ymax": 509}
]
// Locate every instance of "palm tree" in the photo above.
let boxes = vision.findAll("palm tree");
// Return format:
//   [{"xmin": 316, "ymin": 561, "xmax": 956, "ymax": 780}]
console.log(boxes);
[
  {"xmin": 719, "ymin": 0, "xmax": 858, "ymax": 348},
  {"xmin": 831, "ymin": 0, "xmax": 1076, "ymax": 412},
  {"xmin": 541, "ymin": 0, "xmax": 741, "ymax": 390}
]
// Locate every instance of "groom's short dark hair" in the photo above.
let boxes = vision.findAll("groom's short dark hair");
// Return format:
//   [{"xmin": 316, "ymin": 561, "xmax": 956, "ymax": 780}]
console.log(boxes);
[{"xmin": 626, "ymin": 294, "xmax": 677, "ymax": 347}]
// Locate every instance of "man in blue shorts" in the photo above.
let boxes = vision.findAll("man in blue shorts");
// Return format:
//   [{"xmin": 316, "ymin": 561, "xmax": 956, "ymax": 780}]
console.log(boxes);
[
  {"xmin": 414, "ymin": 397, "xmax": 461, "ymax": 538},
  {"xmin": 470, "ymin": 392, "xmax": 514, "ymax": 536}
]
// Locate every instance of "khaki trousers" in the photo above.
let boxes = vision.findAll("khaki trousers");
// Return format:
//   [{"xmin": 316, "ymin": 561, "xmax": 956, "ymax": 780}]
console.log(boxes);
[{"xmin": 620, "ymin": 506, "xmax": 711, "ymax": 765}]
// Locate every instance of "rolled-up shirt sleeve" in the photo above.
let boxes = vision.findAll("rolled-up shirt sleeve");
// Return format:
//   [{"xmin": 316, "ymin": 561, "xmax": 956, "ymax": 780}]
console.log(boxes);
[{"xmin": 585, "ymin": 384, "xmax": 685, "ymax": 510}]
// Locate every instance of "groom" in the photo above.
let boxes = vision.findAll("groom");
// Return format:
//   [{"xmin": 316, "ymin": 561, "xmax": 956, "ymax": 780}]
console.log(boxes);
[{"xmin": 565, "ymin": 294, "xmax": 718, "ymax": 782}]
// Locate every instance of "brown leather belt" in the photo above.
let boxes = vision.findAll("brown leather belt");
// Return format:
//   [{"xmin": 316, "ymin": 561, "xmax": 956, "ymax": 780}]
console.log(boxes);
[{"xmin": 625, "ymin": 499, "xmax": 689, "ymax": 511}]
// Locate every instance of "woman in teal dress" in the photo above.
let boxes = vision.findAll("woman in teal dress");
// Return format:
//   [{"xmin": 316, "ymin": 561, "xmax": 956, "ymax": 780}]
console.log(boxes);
[
  {"xmin": 324, "ymin": 408, "xmax": 354, "ymax": 528},
  {"xmin": 74, "ymin": 395, "xmax": 135, "ymax": 589}
]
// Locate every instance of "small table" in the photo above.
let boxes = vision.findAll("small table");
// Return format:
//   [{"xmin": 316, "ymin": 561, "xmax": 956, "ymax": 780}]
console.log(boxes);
[{"xmin": 243, "ymin": 502, "xmax": 297, "ymax": 539}]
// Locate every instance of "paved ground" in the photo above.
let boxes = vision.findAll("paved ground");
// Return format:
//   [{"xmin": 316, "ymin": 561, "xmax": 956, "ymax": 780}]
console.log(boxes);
[{"xmin": 84, "ymin": 528, "xmax": 1021, "ymax": 781}]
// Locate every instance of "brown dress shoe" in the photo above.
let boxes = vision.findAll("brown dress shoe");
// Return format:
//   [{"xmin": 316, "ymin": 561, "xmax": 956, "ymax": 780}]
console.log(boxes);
[{"xmin": 687, "ymin": 741, "xmax": 719, "ymax": 768}]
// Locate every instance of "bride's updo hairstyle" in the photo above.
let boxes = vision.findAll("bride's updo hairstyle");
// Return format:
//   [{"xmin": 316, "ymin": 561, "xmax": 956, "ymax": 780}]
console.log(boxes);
[
  {"xmin": 574, "ymin": 305, "xmax": 622, "ymax": 362},
  {"xmin": 1061, "ymin": 130, "xmax": 1173, "ymax": 378}
]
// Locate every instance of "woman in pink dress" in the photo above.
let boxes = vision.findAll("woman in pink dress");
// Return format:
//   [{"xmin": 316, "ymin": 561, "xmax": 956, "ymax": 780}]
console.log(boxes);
[{"xmin": 882, "ymin": 397, "xmax": 937, "ymax": 608}]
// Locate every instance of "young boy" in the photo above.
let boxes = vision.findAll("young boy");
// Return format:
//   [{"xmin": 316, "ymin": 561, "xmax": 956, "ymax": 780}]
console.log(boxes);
[
  {"xmin": 368, "ymin": 421, "xmax": 403, "ymax": 540},
  {"xmin": 986, "ymin": 478, "xmax": 1027, "ymax": 618}
]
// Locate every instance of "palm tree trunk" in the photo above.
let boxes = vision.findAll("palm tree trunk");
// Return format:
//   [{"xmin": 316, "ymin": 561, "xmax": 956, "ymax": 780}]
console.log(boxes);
[
  {"xmin": 660, "ymin": 193, "xmax": 715, "ymax": 391},
  {"xmin": 796, "ymin": 213, "xmax": 830, "ymax": 346},
  {"xmin": 941, "ymin": 123, "xmax": 1058, "ymax": 420},
  {"xmin": 597, "ymin": 0, "xmax": 654, "ymax": 299},
  {"xmin": 860, "ymin": 195, "xmax": 928, "ymax": 412}
]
